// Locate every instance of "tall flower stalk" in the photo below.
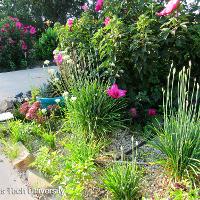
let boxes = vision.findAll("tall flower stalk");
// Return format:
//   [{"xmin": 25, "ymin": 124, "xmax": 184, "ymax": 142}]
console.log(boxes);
[{"xmin": 150, "ymin": 62, "xmax": 200, "ymax": 182}]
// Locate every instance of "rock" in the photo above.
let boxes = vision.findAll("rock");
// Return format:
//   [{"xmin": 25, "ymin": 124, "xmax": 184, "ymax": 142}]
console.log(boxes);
[
  {"xmin": 0, "ymin": 112, "xmax": 14, "ymax": 122},
  {"xmin": 0, "ymin": 100, "xmax": 14, "ymax": 113},
  {"xmin": 12, "ymin": 142, "xmax": 34, "ymax": 171},
  {"xmin": 27, "ymin": 169, "xmax": 52, "ymax": 189}
]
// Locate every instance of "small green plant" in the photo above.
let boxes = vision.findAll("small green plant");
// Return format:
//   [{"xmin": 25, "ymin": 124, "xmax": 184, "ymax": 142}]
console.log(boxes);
[
  {"xmin": 7, "ymin": 120, "xmax": 29, "ymax": 143},
  {"xmin": 66, "ymin": 79, "xmax": 128, "ymax": 138},
  {"xmin": 53, "ymin": 136, "xmax": 103, "ymax": 199},
  {"xmin": 149, "ymin": 65, "xmax": 200, "ymax": 182},
  {"xmin": 102, "ymin": 162, "xmax": 141, "ymax": 200},
  {"xmin": 0, "ymin": 139, "xmax": 20, "ymax": 160},
  {"xmin": 31, "ymin": 146, "xmax": 64, "ymax": 178},
  {"xmin": 35, "ymin": 27, "xmax": 58, "ymax": 60},
  {"xmin": 102, "ymin": 137, "xmax": 142, "ymax": 200}
]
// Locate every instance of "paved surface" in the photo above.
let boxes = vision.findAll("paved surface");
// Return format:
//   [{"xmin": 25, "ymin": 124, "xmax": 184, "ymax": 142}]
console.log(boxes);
[
  {"xmin": 0, "ymin": 154, "xmax": 34, "ymax": 200},
  {"xmin": 0, "ymin": 66, "xmax": 57, "ymax": 102}
]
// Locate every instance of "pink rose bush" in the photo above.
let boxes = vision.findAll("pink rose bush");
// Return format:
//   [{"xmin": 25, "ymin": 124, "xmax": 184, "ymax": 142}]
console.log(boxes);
[
  {"xmin": 156, "ymin": 0, "xmax": 180, "ymax": 16},
  {"xmin": 107, "ymin": 84, "xmax": 127, "ymax": 99},
  {"xmin": 0, "ymin": 16, "xmax": 37, "ymax": 70}
]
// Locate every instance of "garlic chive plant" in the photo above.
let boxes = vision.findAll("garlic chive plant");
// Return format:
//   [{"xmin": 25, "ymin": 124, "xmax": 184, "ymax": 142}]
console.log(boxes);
[
  {"xmin": 102, "ymin": 138, "xmax": 142, "ymax": 200},
  {"xmin": 150, "ymin": 63, "xmax": 200, "ymax": 182}
]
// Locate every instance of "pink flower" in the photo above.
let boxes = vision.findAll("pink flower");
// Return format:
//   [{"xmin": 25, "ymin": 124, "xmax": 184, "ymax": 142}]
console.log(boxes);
[
  {"xmin": 107, "ymin": 84, "xmax": 127, "ymax": 99},
  {"xmin": 82, "ymin": 3, "xmax": 89, "ymax": 11},
  {"xmin": 148, "ymin": 108, "xmax": 157, "ymax": 116},
  {"xmin": 29, "ymin": 26, "xmax": 36, "ymax": 35},
  {"xmin": 130, "ymin": 108, "xmax": 137, "ymax": 118},
  {"xmin": 54, "ymin": 52, "xmax": 63, "ymax": 65},
  {"xmin": 21, "ymin": 40, "xmax": 27, "ymax": 50},
  {"xmin": 156, "ymin": 0, "xmax": 180, "ymax": 16},
  {"xmin": 23, "ymin": 25, "xmax": 29, "ymax": 33},
  {"xmin": 19, "ymin": 102, "xmax": 30, "ymax": 115},
  {"xmin": 9, "ymin": 16, "xmax": 19, "ymax": 22},
  {"xmin": 4, "ymin": 23, "xmax": 10, "ymax": 29},
  {"xmin": 104, "ymin": 17, "xmax": 111, "ymax": 26},
  {"xmin": 95, "ymin": 0, "xmax": 104, "ymax": 12},
  {"xmin": 1, "ymin": 28, "xmax": 6, "ymax": 33},
  {"xmin": 8, "ymin": 38, "xmax": 15, "ymax": 44},
  {"xmin": 16, "ymin": 21, "xmax": 23, "ymax": 29},
  {"xmin": 26, "ymin": 101, "xmax": 40, "ymax": 120},
  {"xmin": 67, "ymin": 18, "xmax": 74, "ymax": 29}
]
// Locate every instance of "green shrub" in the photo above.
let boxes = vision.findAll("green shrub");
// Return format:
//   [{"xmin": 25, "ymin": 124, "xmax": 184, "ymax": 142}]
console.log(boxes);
[
  {"xmin": 149, "ymin": 65, "xmax": 200, "ymax": 182},
  {"xmin": 102, "ymin": 162, "xmax": 142, "ymax": 200},
  {"xmin": 53, "ymin": 136, "xmax": 103, "ymax": 199},
  {"xmin": 0, "ymin": 17, "xmax": 36, "ymax": 71},
  {"xmin": 65, "ymin": 79, "xmax": 128, "ymax": 138},
  {"xmin": 7, "ymin": 120, "xmax": 30, "ymax": 143},
  {"xmin": 35, "ymin": 27, "xmax": 58, "ymax": 60},
  {"xmin": 31, "ymin": 146, "xmax": 64, "ymax": 178},
  {"xmin": 54, "ymin": 1, "xmax": 200, "ymax": 108}
]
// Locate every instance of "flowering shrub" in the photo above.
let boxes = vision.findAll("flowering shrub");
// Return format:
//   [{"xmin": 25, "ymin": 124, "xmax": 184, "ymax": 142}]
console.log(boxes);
[
  {"xmin": 19, "ymin": 101, "xmax": 45, "ymax": 123},
  {"xmin": 0, "ymin": 17, "xmax": 36, "ymax": 71},
  {"xmin": 54, "ymin": 0, "xmax": 200, "ymax": 110}
]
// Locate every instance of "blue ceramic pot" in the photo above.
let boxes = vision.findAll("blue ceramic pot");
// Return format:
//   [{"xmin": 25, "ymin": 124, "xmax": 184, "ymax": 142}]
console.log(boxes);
[{"xmin": 36, "ymin": 96, "xmax": 64, "ymax": 109}]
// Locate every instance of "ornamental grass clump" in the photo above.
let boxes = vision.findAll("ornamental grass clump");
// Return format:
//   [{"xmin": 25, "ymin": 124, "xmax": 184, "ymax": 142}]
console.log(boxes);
[
  {"xmin": 102, "ymin": 139, "xmax": 142, "ymax": 200},
  {"xmin": 66, "ymin": 79, "xmax": 128, "ymax": 138},
  {"xmin": 149, "ymin": 64, "xmax": 200, "ymax": 182}
]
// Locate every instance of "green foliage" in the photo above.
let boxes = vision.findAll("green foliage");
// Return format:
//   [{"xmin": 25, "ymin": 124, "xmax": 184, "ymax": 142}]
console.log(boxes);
[
  {"xmin": 0, "ymin": 17, "xmax": 36, "ymax": 71},
  {"xmin": 35, "ymin": 27, "xmax": 58, "ymax": 60},
  {"xmin": 55, "ymin": 0, "xmax": 200, "ymax": 109},
  {"xmin": 149, "ymin": 66, "xmax": 200, "ymax": 182},
  {"xmin": 31, "ymin": 146, "xmax": 64, "ymax": 178},
  {"xmin": 66, "ymin": 79, "xmax": 128, "ymax": 138},
  {"xmin": 53, "ymin": 136, "xmax": 103, "ymax": 199},
  {"xmin": 169, "ymin": 187, "xmax": 200, "ymax": 200},
  {"xmin": 102, "ymin": 162, "xmax": 142, "ymax": 200},
  {"xmin": 0, "ymin": 139, "xmax": 20, "ymax": 160},
  {"xmin": 7, "ymin": 120, "xmax": 30, "ymax": 143},
  {"xmin": 0, "ymin": 0, "xmax": 87, "ymax": 27}
]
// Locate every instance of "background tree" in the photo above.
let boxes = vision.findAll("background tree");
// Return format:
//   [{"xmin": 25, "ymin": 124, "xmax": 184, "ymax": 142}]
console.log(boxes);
[{"xmin": 0, "ymin": 0, "xmax": 88, "ymax": 27}]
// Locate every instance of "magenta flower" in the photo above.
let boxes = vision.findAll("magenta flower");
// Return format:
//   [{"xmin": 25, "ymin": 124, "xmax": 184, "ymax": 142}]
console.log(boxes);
[
  {"xmin": 21, "ymin": 40, "xmax": 27, "ymax": 50},
  {"xmin": 104, "ymin": 17, "xmax": 111, "ymax": 26},
  {"xmin": 156, "ymin": 0, "xmax": 180, "ymax": 16},
  {"xmin": 130, "ymin": 107, "xmax": 137, "ymax": 118},
  {"xmin": 54, "ymin": 52, "xmax": 63, "ymax": 65},
  {"xmin": 29, "ymin": 26, "xmax": 36, "ymax": 35},
  {"xmin": 107, "ymin": 84, "xmax": 127, "ymax": 99},
  {"xmin": 95, "ymin": 0, "xmax": 104, "ymax": 12},
  {"xmin": 67, "ymin": 18, "xmax": 74, "ymax": 29},
  {"xmin": 9, "ymin": 16, "xmax": 19, "ymax": 22},
  {"xmin": 4, "ymin": 23, "xmax": 10, "ymax": 29},
  {"xmin": 148, "ymin": 108, "xmax": 157, "ymax": 116},
  {"xmin": 16, "ymin": 21, "xmax": 23, "ymax": 29},
  {"xmin": 82, "ymin": 3, "xmax": 89, "ymax": 11},
  {"xmin": 1, "ymin": 28, "xmax": 6, "ymax": 33}
]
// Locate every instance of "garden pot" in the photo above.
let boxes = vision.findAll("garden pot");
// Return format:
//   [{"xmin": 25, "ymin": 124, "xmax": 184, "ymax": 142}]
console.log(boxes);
[{"xmin": 36, "ymin": 96, "xmax": 64, "ymax": 109}]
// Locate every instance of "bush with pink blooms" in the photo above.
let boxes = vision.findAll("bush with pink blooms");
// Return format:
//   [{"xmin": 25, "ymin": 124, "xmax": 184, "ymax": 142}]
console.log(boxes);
[
  {"xmin": 0, "ymin": 16, "xmax": 36, "ymax": 71},
  {"xmin": 54, "ymin": 0, "xmax": 200, "ymax": 111}
]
